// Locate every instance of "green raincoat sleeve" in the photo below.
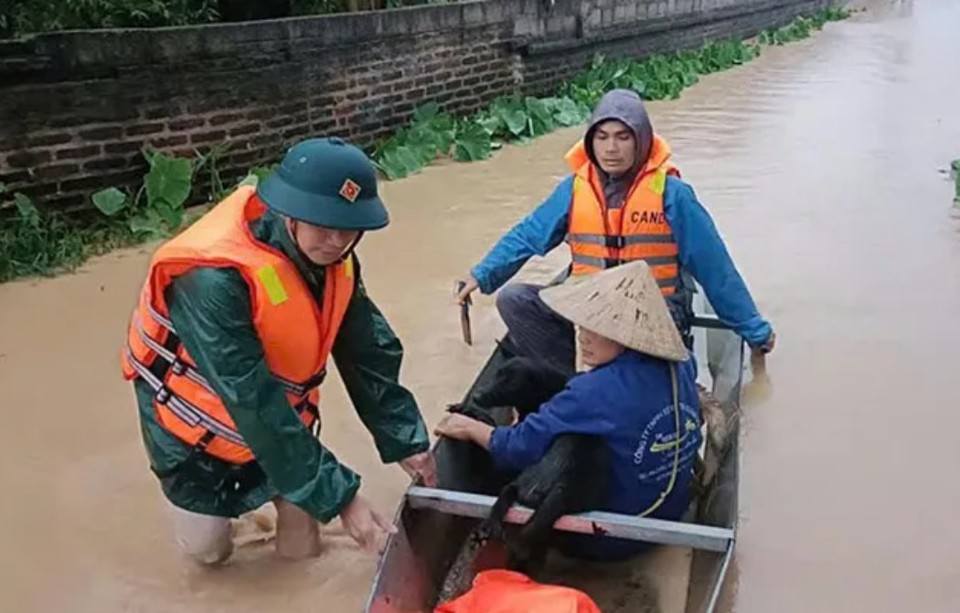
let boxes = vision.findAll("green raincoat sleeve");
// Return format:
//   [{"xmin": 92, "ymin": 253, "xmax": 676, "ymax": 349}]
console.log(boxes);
[{"xmin": 165, "ymin": 267, "xmax": 361, "ymax": 523}]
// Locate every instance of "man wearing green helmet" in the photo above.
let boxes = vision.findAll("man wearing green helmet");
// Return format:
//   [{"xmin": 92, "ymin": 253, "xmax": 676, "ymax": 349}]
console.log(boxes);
[{"xmin": 122, "ymin": 137, "xmax": 435, "ymax": 565}]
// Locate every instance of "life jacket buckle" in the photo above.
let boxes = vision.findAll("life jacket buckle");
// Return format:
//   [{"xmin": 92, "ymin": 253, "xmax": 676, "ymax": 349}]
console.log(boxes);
[
  {"xmin": 171, "ymin": 359, "xmax": 186, "ymax": 376},
  {"xmin": 155, "ymin": 386, "xmax": 172, "ymax": 404},
  {"xmin": 603, "ymin": 235, "xmax": 625, "ymax": 249},
  {"xmin": 294, "ymin": 398, "xmax": 321, "ymax": 437},
  {"xmin": 302, "ymin": 367, "xmax": 328, "ymax": 390},
  {"xmin": 195, "ymin": 430, "xmax": 216, "ymax": 452}
]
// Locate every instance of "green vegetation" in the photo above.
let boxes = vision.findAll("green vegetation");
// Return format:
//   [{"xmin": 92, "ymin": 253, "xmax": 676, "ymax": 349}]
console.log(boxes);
[
  {"xmin": 371, "ymin": 38, "xmax": 766, "ymax": 180},
  {"xmin": 0, "ymin": 0, "xmax": 448, "ymax": 39},
  {"xmin": 757, "ymin": 8, "xmax": 848, "ymax": 44},
  {"xmin": 0, "ymin": 148, "xmax": 269, "ymax": 283},
  {"xmin": 0, "ymin": 185, "xmax": 135, "ymax": 284},
  {"xmin": 0, "ymin": 0, "xmax": 219, "ymax": 38},
  {"xmin": 0, "ymin": 6, "xmax": 850, "ymax": 284},
  {"xmin": 90, "ymin": 145, "xmax": 234, "ymax": 241},
  {"xmin": 371, "ymin": 6, "xmax": 850, "ymax": 180}
]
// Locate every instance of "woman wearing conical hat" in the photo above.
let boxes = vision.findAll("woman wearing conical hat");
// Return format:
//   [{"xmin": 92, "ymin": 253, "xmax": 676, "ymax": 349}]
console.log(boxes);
[{"xmin": 436, "ymin": 260, "xmax": 703, "ymax": 560}]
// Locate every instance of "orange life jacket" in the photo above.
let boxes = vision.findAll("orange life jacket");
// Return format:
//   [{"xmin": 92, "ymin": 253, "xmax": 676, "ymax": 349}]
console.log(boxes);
[
  {"xmin": 563, "ymin": 135, "xmax": 682, "ymax": 294},
  {"xmin": 120, "ymin": 185, "xmax": 355, "ymax": 465},
  {"xmin": 434, "ymin": 570, "xmax": 602, "ymax": 613}
]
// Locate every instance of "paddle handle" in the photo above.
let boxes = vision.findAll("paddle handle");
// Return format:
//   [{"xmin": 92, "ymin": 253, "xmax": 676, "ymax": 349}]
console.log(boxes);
[{"xmin": 455, "ymin": 281, "xmax": 473, "ymax": 346}]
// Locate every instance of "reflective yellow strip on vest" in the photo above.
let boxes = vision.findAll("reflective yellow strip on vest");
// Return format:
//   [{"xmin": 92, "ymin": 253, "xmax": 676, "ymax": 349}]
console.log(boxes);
[
  {"xmin": 124, "ymin": 346, "xmax": 249, "ymax": 447},
  {"xmin": 569, "ymin": 254, "xmax": 680, "ymax": 285},
  {"xmin": 566, "ymin": 232, "xmax": 676, "ymax": 246},
  {"xmin": 257, "ymin": 264, "xmax": 289, "ymax": 306},
  {"xmin": 631, "ymin": 255, "xmax": 678, "ymax": 267},
  {"xmin": 650, "ymin": 169, "xmax": 667, "ymax": 195},
  {"xmin": 569, "ymin": 253, "xmax": 679, "ymax": 268}
]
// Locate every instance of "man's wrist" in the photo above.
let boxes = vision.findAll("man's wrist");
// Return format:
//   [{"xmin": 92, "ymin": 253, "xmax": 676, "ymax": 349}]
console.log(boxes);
[{"xmin": 472, "ymin": 424, "xmax": 494, "ymax": 450}]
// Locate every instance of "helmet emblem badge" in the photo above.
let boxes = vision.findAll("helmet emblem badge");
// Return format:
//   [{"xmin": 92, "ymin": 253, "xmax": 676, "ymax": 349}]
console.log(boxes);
[{"xmin": 339, "ymin": 178, "xmax": 361, "ymax": 203}]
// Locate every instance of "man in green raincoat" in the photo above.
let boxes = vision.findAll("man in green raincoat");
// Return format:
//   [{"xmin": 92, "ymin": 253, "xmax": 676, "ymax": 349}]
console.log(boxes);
[{"xmin": 125, "ymin": 137, "xmax": 435, "ymax": 565}]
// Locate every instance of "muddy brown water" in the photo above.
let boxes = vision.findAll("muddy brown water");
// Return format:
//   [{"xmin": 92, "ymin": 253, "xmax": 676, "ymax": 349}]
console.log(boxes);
[{"xmin": 2, "ymin": 0, "xmax": 960, "ymax": 610}]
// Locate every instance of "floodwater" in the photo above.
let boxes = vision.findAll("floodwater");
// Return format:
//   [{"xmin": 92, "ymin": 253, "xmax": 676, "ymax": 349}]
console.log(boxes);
[{"xmin": 2, "ymin": 0, "xmax": 959, "ymax": 610}]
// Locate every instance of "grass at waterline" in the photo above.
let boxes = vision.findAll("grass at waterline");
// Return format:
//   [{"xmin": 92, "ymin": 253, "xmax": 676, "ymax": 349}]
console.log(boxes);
[
  {"xmin": 0, "ymin": 5, "xmax": 851, "ymax": 284},
  {"xmin": 0, "ymin": 207, "xmax": 136, "ymax": 284},
  {"xmin": 0, "ymin": 149, "xmax": 229, "ymax": 284}
]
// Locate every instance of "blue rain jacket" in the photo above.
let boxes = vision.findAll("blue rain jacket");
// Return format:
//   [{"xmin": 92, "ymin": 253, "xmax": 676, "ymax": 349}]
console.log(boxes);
[
  {"xmin": 470, "ymin": 175, "xmax": 773, "ymax": 348},
  {"xmin": 488, "ymin": 350, "xmax": 703, "ymax": 559}
]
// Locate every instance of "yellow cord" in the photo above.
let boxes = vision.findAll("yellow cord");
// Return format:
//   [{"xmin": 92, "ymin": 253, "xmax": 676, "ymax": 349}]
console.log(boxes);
[{"xmin": 636, "ymin": 362, "xmax": 682, "ymax": 518}]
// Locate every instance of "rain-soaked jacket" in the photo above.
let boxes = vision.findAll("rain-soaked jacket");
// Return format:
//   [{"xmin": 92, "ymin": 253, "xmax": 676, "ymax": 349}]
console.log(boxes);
[
  {"xmin": 471, "ymin": 90, "xmax": 773, "ymax": 348},
  {"xmin": 488, "ymin": 349, "xmax": 701, "ymax": 559},
  {"xmin": 132, "ymin": 208, "xmax": 429, "ymax": 521}
]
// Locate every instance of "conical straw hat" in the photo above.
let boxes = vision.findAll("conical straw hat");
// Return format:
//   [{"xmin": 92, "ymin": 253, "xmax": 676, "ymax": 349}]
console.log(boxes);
[{"xmin": 539, "ymin": 261, "xmax": 689, "ymax": 362}]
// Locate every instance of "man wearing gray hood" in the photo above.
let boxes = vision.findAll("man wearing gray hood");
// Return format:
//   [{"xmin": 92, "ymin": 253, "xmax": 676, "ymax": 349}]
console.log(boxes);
[{"xmin": 456, "ymin": 89, "xmax": 775, "ymax": 374}]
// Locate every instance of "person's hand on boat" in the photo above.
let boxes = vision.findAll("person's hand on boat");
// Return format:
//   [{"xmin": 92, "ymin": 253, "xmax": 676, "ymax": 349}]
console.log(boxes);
[
  {"xmin": 753, "ymin": 330, "xmax": 776, "ymax": 356},
  {"xmin": 454, "ymin": 275, "xmax": 479, "ymax": 305},
  {"xmin": 399, "ymin": 451, "xmax": 438, "ymax": 487},
  {"xmin": 434, "ymin": 414, "xmax": 493, "ymax": 450},
  {"xmin": 339, "ymin": 492, "xmax": 397, "ymax": 554},
  {"xmin": 763, "ymin": 331, "xmax": 776, "ymax": 353}
]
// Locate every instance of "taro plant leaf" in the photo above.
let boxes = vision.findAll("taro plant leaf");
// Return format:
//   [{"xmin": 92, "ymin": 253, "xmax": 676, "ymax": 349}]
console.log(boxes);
[
  {"xmin": 454, "ymin": 120, "xmax": 492, "ymax": 162},
  {"xmin": 408, "ymin": 124, "xmax": 450, "ymax": 161},
  {"xmin": 376, "ymin": 148, "xmax": 408, "ymax": 180},
  {"xmin": 91, "ymin": 187, "xmax": 129, "ymax": 217},
  {"xmin": 476, "ymin": 110, "xmax": 505, "ymax": 136},
  {"xmin": 146, "ymin": 153, "xmax": 194, "ymax": 210},
  {"xmin": 378, "ymin": 146, "xmax": 425, "ymax": 180},
  {"xmin": 412, "ymin": 101, "xmax": 442, "ymax": 124},
  {"xmin": 128, "ymin": 210, "xmax": 168, "ymax": 241},
  {"xmin": 398, "ymin": 145, "xmax": 429, "ymax": 175},
  {"xmin": 488, "ymin": 96, "xmax": 527, "ymax": 138},
  {"xmin": 543, "ymin": 97, "xmax": 586, "ymax": 127},
  {"xmin": 155, "ymin": 201, "xmax": 184, "ymax": 231},
  {"xmin": 502, "ymin": 107, "xmax": 527, "ymax": 137},
  {"xmin": 525, "ymin": 97, "xmax": 555, "ymax": 137}
]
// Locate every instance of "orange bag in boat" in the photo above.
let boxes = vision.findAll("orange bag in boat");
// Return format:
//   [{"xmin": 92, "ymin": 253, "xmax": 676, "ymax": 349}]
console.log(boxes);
[{"xmin": 434, "ymin": 569, "xmax": 602, "ymax": 613}]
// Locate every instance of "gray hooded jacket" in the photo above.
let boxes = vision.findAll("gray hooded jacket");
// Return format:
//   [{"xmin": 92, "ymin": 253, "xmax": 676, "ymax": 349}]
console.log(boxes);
[{"xmin": 583, "ymin": 89, "xmax": 654, "ymax": 210}]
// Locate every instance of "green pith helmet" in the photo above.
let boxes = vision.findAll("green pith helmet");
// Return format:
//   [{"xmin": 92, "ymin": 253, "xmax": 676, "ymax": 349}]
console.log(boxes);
[{"xmin": 257, "ymin": 137, "xmax": 389, "ymax": 231}]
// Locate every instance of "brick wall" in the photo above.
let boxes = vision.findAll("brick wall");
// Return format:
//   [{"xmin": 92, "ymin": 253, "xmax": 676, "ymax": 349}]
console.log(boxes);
[
  {"xmin": 520, "ymin": 0, "xmax": 833, "ymax": 96},
  {"xmin": 0, "ymin": 0, "xmax": 834, "ymax": 214}
]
